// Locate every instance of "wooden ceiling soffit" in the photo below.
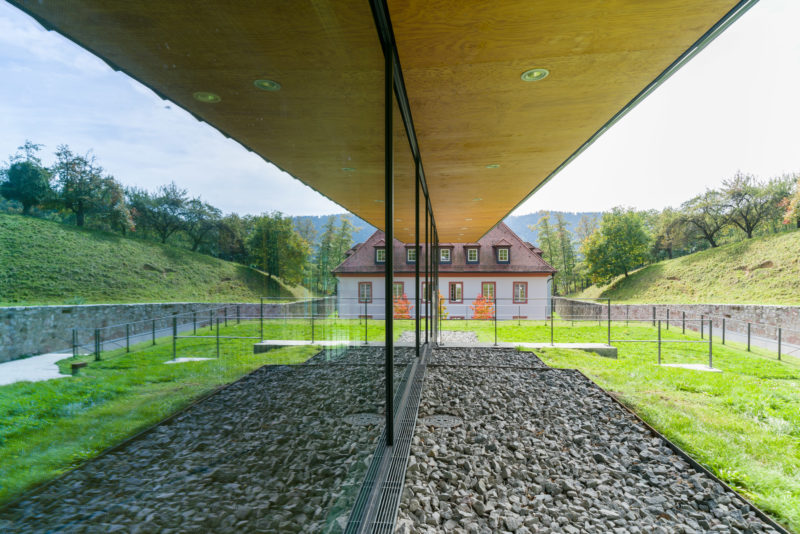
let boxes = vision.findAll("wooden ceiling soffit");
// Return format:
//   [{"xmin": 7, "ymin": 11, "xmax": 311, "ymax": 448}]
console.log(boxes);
[{"xmin": 387, "ymin": 0, "xmax": 749, "ymax": 241}]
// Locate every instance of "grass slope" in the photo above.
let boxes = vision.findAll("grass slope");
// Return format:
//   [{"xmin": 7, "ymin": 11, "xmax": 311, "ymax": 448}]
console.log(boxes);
[
  {"xmin": 0, "ymin": 214, "xmax": 307, "ymax": 305},
  {"xmin": 576, "ymin": 230, "xmax": 800, "ymax": 304}
]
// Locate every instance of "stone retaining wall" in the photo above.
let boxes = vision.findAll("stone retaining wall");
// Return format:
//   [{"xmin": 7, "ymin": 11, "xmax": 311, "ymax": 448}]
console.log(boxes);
[
  {"xmin": 554, "ymin": 299, "xmax": 800, "ymax": 346},
  {"xmin": 0, "ymin": 298, "xmax": 334, "ymax": 362}
]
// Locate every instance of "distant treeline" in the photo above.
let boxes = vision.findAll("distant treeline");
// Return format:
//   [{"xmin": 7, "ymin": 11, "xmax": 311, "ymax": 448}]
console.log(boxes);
[
  {"xmin": 532, "ymin": 172, "xmax": 800, "ymax": 293},
  {"xmin": 0, "ymin": 141, "xmax": 361, "ymax": 294}
]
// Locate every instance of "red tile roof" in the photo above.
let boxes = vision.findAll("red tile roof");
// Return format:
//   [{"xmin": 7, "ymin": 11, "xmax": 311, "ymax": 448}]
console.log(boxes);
[{"xmin": 332, "ymin": 222, "xmax": 556, "ymax": 274}]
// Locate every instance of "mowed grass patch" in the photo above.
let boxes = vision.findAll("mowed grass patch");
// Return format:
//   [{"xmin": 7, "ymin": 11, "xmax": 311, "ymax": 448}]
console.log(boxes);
[
  {"xmin": 0, "ymin": 330, "xmax": 318, "ymax": 506},
  {"xmin": 526, "ymin": 336, "xmax": 800, "ymax": 532},
  {"xmin": 0, "ymin": 213, "xmax": 306, "ymax": 305}
]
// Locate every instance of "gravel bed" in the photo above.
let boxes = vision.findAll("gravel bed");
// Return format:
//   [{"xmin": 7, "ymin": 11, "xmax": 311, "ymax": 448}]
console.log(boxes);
[
  {"xmin": 398, "ymin": 330, "xmax": 480, "ymax": 345},
  {"xmin": 0, "ymin": 347, "xmax": 412, "ymax": 534},
  {"xmin": 396, "ymin": 348, "xmax": 780, "ymax": 534},
  {"xmin": 430, "ymin": 347, "xmax": 548, "ymax": 369}
]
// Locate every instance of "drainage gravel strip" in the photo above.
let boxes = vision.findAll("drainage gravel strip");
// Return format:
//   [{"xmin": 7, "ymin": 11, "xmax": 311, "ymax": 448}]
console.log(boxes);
[
  {"xmin": 0, "ymin": 347, "xmax": 411, "ymax": 534},
  {"xmin": 395, "ymin": 347, "xmax": 782, "ymax": 534}
]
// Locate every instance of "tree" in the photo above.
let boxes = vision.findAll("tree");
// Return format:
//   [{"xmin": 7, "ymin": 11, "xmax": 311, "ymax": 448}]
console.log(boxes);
[
  {"xmin": 581, "ymin": 207, "xmax": 651, "ymax": 284},
  {"xmin": 313, "ymin": 215, "xmax": 356, "ymax": 294},
  {"xmin": 722, "ymin": 172, "xmax": 783, "ymax": 239},
  {"xmin": 470, "ymin": 293, "xmax": 495, "ymax": 319},
  {"xmin": 437, "ymin": 291, "xmax": 449, "ymax": 320},
  {"xmin": 248, "ymin": 211, "xmax": 309, "ymax": 286},
  {"xmin": 780, "ymin": 174, "xmax": 800, "ymax": 228},
  {"xmin": 554, "ymin": 213, "xmax": 576, "ymax": 294},
  {"xmin": 183, "ymin": 197, "xmax": 222, "ymax": 251},
  {"xmin": 680, "ymin": 190, "xmax": 729, "ymax": 248},
  {"xmin": 652, "ymin": 207, "xmax": 690, "ymax": 260},
  {"xmin": 393, "ymin": 293, "xmax": 413, "ymax": 319},
  {"xmin": 217, "ymin": 214, "xmax": 250, "ymax": 263},
  {"xmin": 530, "ymin": 211, "xmax": 563, "ymax": 292},
  {"xmin": 51, "ymin": 145, "xmax": 109, "ymax": 226},
  {"xmin": 0, "ymin": 141, "xmax": 52, "ymax": 214},
  {"xmin": 128, "ymin": 182, "xmax": 188, "ymax": 243},
  {"xmin": 96, "ymin": 176, "xmax": 133, "ymax": 234},
  {"xmin": 574, "ymin": 214, "xmax": 599, "ymax": 245}
]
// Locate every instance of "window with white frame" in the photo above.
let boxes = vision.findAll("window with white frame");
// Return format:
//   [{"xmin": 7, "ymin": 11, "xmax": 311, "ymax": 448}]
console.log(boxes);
[
  {"xmin": 359, "ymin": 281, "xmax": 372, "ymax": 303},
  {"xmin": 467, "ymin": 248, "xmax": 479, "ymax": 263},
  {"xmin": 513, "ymin": 282, "xmax": 527, "ymax": 303},
  {"xmin": 449, "ymin": 281, "xmax": 463, "ymax": 303},
  {"xmin": 440, "ymin": 248, "xmax": 451, "ymax": 263},
  {"xmin": 481, "ymin": 282, "xmax": 495, "ymax": 300},
  {"xmin": 375, "ymin": 247, "xmax": 386, "ymax": 263},
  {"xmin": 407, "ymin": 248, "xmax": 416, "ymax": 263},
  {"xmin": 497, "ymin": 247, "xmax": 509, "ymax": 263},
  {"xmin": 421, "ymin": 282, "xmax": 429, "ymax": 302},
  {"xmin": 393, "ymin": 281, "xmax": 404, "ymax": 299}
]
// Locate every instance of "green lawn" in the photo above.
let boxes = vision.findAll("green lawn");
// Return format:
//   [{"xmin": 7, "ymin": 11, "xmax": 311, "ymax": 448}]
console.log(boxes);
[{"xmin": 0, "ymin": 332, "xmax": 318, "ymax": 505}]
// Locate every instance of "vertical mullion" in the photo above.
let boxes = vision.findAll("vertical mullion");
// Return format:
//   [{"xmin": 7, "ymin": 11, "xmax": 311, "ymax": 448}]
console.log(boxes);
[
  {"xmin": 415, "ymin": 164, "xmax": 420, "ymax": 358},
  {"xmin": 384, "ymin": 50, "xmax": 394, "ymax": 447}
]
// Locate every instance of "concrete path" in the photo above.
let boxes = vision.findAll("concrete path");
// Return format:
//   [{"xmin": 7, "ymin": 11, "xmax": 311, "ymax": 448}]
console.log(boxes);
[{"xmin": 0, "ymin": 352, "xmax": 70, "ymax": 386}]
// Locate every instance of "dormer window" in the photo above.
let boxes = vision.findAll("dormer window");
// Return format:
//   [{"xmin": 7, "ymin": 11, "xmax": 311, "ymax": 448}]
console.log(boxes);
[
  {"xmin": 375, "ymin": 247, "xmax": 386, "ymax": 263},
  {"xmin": 407, "ymin": 248, "xmax": 416, "ymax": 263},
  {"xmin": 497, "ymin": 247, "xmax": 510, "ymax": 263},
  {"xmin": 440, "ymin": 248, "xmax": 451, "ymax": 263},
  {"xmin": 466, "ymin": 248, "xmax": 479, "ymax": 264}
]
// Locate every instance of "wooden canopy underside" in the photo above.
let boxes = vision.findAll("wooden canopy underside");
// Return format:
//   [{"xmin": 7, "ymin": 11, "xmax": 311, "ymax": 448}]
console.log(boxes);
[{"xmin": 9, "ymin": 0, "xmax": 741, "ymax": 241}]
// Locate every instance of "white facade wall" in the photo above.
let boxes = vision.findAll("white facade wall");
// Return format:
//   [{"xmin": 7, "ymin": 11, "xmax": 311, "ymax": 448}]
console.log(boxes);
[{"xmin": 337, "ymin": 274, "xmax": 552, "ymax": 320}]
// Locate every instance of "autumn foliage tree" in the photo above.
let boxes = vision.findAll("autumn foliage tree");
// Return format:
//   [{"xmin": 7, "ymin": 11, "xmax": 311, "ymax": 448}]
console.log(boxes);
[
  {"xmin": 470, "ymin": 293, "xmax": 495, "ymax": 319},
  {"xmin": 437, "ymin": 291, "xmax": 448, "ymax": 320},
  {"xmin": 393, "ymin": 293, "xmax": 413, "ymax": 319}
]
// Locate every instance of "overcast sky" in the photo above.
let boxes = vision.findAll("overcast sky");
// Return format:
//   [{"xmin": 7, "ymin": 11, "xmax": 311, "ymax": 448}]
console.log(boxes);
[{"xmin": 1, "ymin": 1, "xmax": 798, "ymax": 217}]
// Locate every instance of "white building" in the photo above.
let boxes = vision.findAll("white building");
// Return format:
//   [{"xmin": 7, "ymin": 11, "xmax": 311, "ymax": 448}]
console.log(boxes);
[{"xmin": 333, "ymin": 223, "xmax": 556, "ymax": 320}]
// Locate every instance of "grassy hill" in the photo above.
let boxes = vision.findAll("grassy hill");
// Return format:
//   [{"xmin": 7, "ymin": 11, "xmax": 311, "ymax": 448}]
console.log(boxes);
[
  {"xmin": 575, "ymin": 230, "xmax": 800, "ymax": 305},
  {"xmin": 0, "ymin": 214, "xmax": 308, "ymax": 306}
]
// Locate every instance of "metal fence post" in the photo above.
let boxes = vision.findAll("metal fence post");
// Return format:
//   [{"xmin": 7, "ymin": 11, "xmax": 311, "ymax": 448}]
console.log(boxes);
[
  {"xmin": 708, "ymin": 319, "xmax": 713, "ymax": 369},
  {"xmin": 494, "ymin": 297, "xmax": 498, "ymax": 346},
  {"xmin": 152, "ymin": 319, "xmax": 156, "ymax": 345},
  {"xmin": 607, "ymin": 299, "xmax": 611, "ymax": 346},
  {"xmin": 778, "ymin": 327, "xmax": 782, "ymax": 361},
  {"xmin": 72, "ymin": 328, "xmax": 78, "ymax": 358},
  {"xmin": 682, "ymin": 311, "xmax": 685, "ymax": 334},
  {"xmin": 626, "ymin": 305, "xmax": 629, "ymax": 327},
  {"xmin": 94, "ymin": 328, "xmax": 101, "ymax": 361},
  {"xmin": 193, "ymin": 312, "xmax": 196, "ymax": 335},
  {"xmin": 658, "ymin": 320, "xmax": 661, "ymax": 365},
  {"xmin": 747, "ymin": 323, "xmax": 751, "ymax": 352},
  {"xmin": 666, "ymin": 309, "xmax": 670, "ymax": 330},
  {"xmin": 722, "ymin": 318, "xmax": 726, "ymax": 345},
  {"xmin": 701, "ymin": 315, "xmax": 704, "ymax": 339},
  {"xmin": 209, "ymin": 310, "xmax": 213, "ymax": 331},
  {"xmin": 260, "ymin": 298, "xmax": 264, "ymax": 341},
  {"xmin": 126, "ymin": 323, "xmax": 130, "ymax": 353},
  {"xmin": 311, "ymin": 310, "xmax": 315, "ymax": 343},
  {"xmin": 172, "ymin": 316, "xmax": 177, "ymax": 360},
  {"xmin": 550, "ymin": 298, "xmax": 554, "ymax": 345},
  {"xmin": 224, "ymin": 307, "xmax": 228, "ymax": 327},
  {"xmin": 364, "ymin": 299, "xmax": 368, "ymax": 345},
  {"xmin": 237, "ymin": 305, "xmax": 240, "ymax": 325},
  {"xmin": 216, "ymin": 318, "xmax": 220, "ymax": 359},
  {"xmin": 652, "ymin": 306, "xmax": 656, "ymax": 327}
]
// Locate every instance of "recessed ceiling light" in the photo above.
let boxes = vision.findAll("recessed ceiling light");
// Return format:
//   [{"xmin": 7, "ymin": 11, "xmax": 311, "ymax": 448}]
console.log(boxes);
[
  {"xmin": 341, "ymin": 167, "xmax": 356, "ymax": 172},
  {"xmin": 464, "ymin": 218, "xmax": 472, "ymax": 221},
  {"xmin": 486, "ymin": 163, "xmax": 500, "ymax": 169},
  {"xmin": 458, "ymin": 233, "xmax": 464, "ymax": 236},
  {"xmin": 373, "ymin": 199, "xmax": 384, "ymax": 203},
  {"xmin": 193, "ymin": 91, "xmax": 221, "ymax": 103},
  {"xmin": 460, "ymin": 227, "xmax": 469, "ymax": 230},
  {"xmin": 254, "ymin": 79, "xmax": 281, "ymax": 91},
  {"xmin": 521, "ymin": 68, "xmax": 549, "ymax": 82},
  {"xmin": 472, "ymin": 198, "xmax": 483, "ymax": 202}
]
